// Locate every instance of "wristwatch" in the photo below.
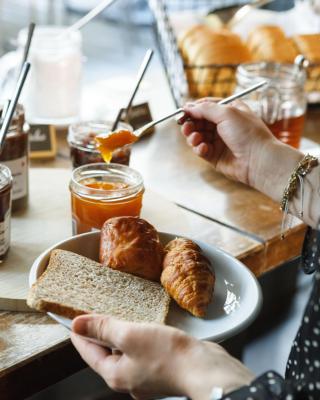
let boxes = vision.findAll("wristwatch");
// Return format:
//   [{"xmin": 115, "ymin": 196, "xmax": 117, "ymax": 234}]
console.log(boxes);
[{"xmin": 210, "ymin": 387, "xmax": 224, "ymax": 400}]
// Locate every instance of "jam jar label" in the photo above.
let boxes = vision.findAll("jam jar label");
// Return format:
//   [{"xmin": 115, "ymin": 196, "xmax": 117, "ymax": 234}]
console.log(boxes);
[
  {"xmin": 2, "ymin": 157, "xmax": 28, "ymax": 201},
  {"xmin": 0, "ymin": 209, "xmax": 10, "ymax": 256}
]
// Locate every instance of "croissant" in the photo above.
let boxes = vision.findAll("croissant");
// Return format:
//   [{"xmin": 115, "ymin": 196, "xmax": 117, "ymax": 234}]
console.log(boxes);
[
  {"xmin": 178, "ymin": 25, "xmax": 251, "ymax": 98},
  {"xmin": 247, "ymin": 25, "xmax": 298, "ymax": 63},
  {"xmin": 161, "ymin": 238, "xmax": 215, "ymax": 318}
]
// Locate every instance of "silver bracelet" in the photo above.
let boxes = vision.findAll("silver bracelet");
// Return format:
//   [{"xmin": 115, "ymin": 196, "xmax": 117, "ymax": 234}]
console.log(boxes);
[{"xmin": 210, "ymin": 387, "xmax": 224, "ymax": 400}]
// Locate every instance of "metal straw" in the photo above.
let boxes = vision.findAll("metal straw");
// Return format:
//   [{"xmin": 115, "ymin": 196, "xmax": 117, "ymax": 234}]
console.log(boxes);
[
  {"xmin": 111, "ymin": 108, "xmax": 125, "ymax": 132},
  {"xmin": 135, "ymin": 80, "xmax": 267, "ymax": 137},
  {"xmin": 20, "ymin": 22, "xmax": 35, "ymax": 71},
  {"xmin": 0, "ymin": 62, "xmax": 31, "ymax": 151},
  {"xmin": 111, "ymin": 49, "xmax": 154, "ymax": 131}
]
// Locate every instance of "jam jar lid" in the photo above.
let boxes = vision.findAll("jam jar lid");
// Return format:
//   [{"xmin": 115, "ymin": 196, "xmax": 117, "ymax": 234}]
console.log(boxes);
[{"xmin": 68, "ymin": 121, "xmax": 133, "ymax": 153}]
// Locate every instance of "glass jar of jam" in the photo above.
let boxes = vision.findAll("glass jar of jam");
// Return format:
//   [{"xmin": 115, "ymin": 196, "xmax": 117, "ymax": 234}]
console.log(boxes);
[
  {"xmin": 68, "ymin": 121, "xmax": 133, "ymax": 169},
  {"xmin": 0, "ymin": 165, "xmax": 12, "ymax": 261},
  {"xmin": 236, "ymin": 62, "xmax": 307, "ymax": 148},
  {"xmin": 70, "ymin": 163, "xmax": 144, "ymax": 235},
  {"xmin": 0, "ymin": 104, "xmax": 29, "ymax": 212}
]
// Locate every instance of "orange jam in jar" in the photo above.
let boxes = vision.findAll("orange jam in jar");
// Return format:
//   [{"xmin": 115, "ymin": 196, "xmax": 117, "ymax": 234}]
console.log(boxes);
[{"xmin": 70, "ymin": 163, "xmax": 144, "ymax": 235}]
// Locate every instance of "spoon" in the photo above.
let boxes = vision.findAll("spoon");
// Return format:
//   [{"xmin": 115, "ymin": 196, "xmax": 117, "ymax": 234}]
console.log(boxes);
[
  {"xmin": 58, "ymin": 0, "xmax": 117, "ymax": 39},
  {"xmin": 111, "ymin": 49, "xmax": 154, "ymax": 131},
  {"xmin": 226, "ymin": 0, "xmax": 275, "ymax": 29},
  {"xmin": 0, "ymin": 62, "xmax": 31, "ymax": 151},
  {"xmin": 20, "ymin": 22, "xmax": 35, "ymax": 71},
  {"xmin": 95, "ymin": 80, "xmax": 267, "ymax": 163},
  {"xmin": 134, "ymin": 80, "xmax": 267, "ymax": 138}
]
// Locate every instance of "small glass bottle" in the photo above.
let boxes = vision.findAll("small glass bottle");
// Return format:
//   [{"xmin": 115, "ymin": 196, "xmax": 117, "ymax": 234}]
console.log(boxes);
[
  {"xmin": 0, "ymin": 104, "xmax": 29, "ymax": 212},
  {"xmin": 236, "ymin": 62, "xmax": 307, "ymax": 148},
  {"xmin": 0, "ymin": 165, "xmax": 12, "ymax": 261},
  {"xmin": 70, "ymin": 163, "xmax": 144, "ymax": 235}
]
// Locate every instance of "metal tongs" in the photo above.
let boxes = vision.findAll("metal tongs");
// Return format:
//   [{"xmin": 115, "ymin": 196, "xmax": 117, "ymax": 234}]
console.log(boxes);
[{"xmin": 134, "ymin": 80, "xmax": 267, "ymax": 138}]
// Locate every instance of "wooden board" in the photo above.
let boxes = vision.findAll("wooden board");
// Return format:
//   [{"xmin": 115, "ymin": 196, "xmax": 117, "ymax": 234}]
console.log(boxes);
[{"xmin": 0, "ymin": 312, "xmax": 69, "ymax": 374}]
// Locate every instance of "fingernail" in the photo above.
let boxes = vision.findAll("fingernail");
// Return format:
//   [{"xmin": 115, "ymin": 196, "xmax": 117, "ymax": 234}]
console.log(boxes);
[
  {"xmin": 72, "ymin": 316, "xmax": 90, "ymax": 335},
  {"xmin": 177, "ymin": 115, "xmax": 187, "ymax": 125}
]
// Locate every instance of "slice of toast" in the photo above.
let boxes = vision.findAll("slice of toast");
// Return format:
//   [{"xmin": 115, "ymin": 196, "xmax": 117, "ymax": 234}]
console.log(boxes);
[{"xmin": 27, "ymin": 249, "xmax": 170, "ymax": 323}]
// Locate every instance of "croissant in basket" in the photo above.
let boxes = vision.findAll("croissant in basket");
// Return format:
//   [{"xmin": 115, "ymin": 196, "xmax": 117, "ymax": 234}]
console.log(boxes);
[
  {"xmin": 161, "ymin": 238, "xmax": 215, "ymax": 318},
  {"xmin": 247, "ymin": 25, "xmax": 298, "ymax": 63},
  {"xmin": 178, "ymin": 25, "xmax": 251, "ymax": 98}
]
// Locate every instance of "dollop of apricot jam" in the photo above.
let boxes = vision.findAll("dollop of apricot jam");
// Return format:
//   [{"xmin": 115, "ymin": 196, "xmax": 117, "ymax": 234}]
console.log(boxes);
[{"xmin": 95, "ymin": 130, "xmax": 138, "ymax": 163}]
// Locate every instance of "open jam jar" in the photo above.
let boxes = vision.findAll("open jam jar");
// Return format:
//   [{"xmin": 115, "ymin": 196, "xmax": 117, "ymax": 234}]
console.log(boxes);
[
  {"xmin": 69, "ymin": 163, "xmax": 144, "ymax": 235},
  {"xmin": 0, "ymin": 165, "xmax": 12, "ymax": 260},
  {"xmin": 68, "ymin": 121, "xmax": 133, "ymax": 168},
  {"xmin": 0, "ymin": 104, "xmax": 29, "ymax": 212}
]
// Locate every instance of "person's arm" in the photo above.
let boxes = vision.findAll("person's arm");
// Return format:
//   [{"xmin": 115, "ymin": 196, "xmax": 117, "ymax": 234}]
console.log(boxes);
[
  {"xmin": 181, "ymin": 100, "xmax": 320, "ymax": 229},
  {"xmin": 71, "ymin": 314, "xmax": 254, "ymax": 400}
]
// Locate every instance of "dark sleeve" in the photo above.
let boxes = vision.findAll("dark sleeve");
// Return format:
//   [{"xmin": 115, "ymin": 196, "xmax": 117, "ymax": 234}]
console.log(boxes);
[
  {"xmin": 221, "ymin": 371, "xmax": 306, "ymax": 399},
  {"xmin": 221, "ymin": 224, "xmax": 320, "ymax": 400}
]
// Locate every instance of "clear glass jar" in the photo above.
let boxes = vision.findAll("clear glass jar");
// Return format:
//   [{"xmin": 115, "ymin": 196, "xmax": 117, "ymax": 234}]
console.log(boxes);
[
  {"xmin": 18, "ymin": 26, "xmax": 82, "ymax": 124},
  {"xmin": 236, "ymin": 62, "xmax": 307, "ymax": 148},
  {"xmin": 68, "ymin": 121, "xmax": 133, "ymax": 168},
  {"xmin": 0, "ymin": 104, "xmax": 29, "ymax": 212},
  {"xmin": 0, "ymin": 165, "xmax": 12, "ymax": 260},
  {"xmin": 70, "ymin": 163, "xmax": 144, "ymax": 235}
]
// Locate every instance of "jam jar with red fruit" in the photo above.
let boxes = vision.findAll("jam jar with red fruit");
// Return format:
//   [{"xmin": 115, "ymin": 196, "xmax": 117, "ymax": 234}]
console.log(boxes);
[
  {"xmin": 0, "ymin": 104, "xmax": 29, "ymax": 212},
  {"xmin": 68, "ymin": 121, "xmax": 133, "ymax": 169}
]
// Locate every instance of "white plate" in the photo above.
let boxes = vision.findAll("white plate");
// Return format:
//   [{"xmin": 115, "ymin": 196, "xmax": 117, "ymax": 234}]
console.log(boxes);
[{"xmin": 29, "ymin": 231, "xmax": 262, "ymax": 342}]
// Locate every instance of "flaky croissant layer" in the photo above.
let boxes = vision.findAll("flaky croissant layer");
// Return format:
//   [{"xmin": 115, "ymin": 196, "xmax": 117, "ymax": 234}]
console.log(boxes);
[{"xmin": 161, "ymin": 238, "xmax": 215, "ymax": 318}]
